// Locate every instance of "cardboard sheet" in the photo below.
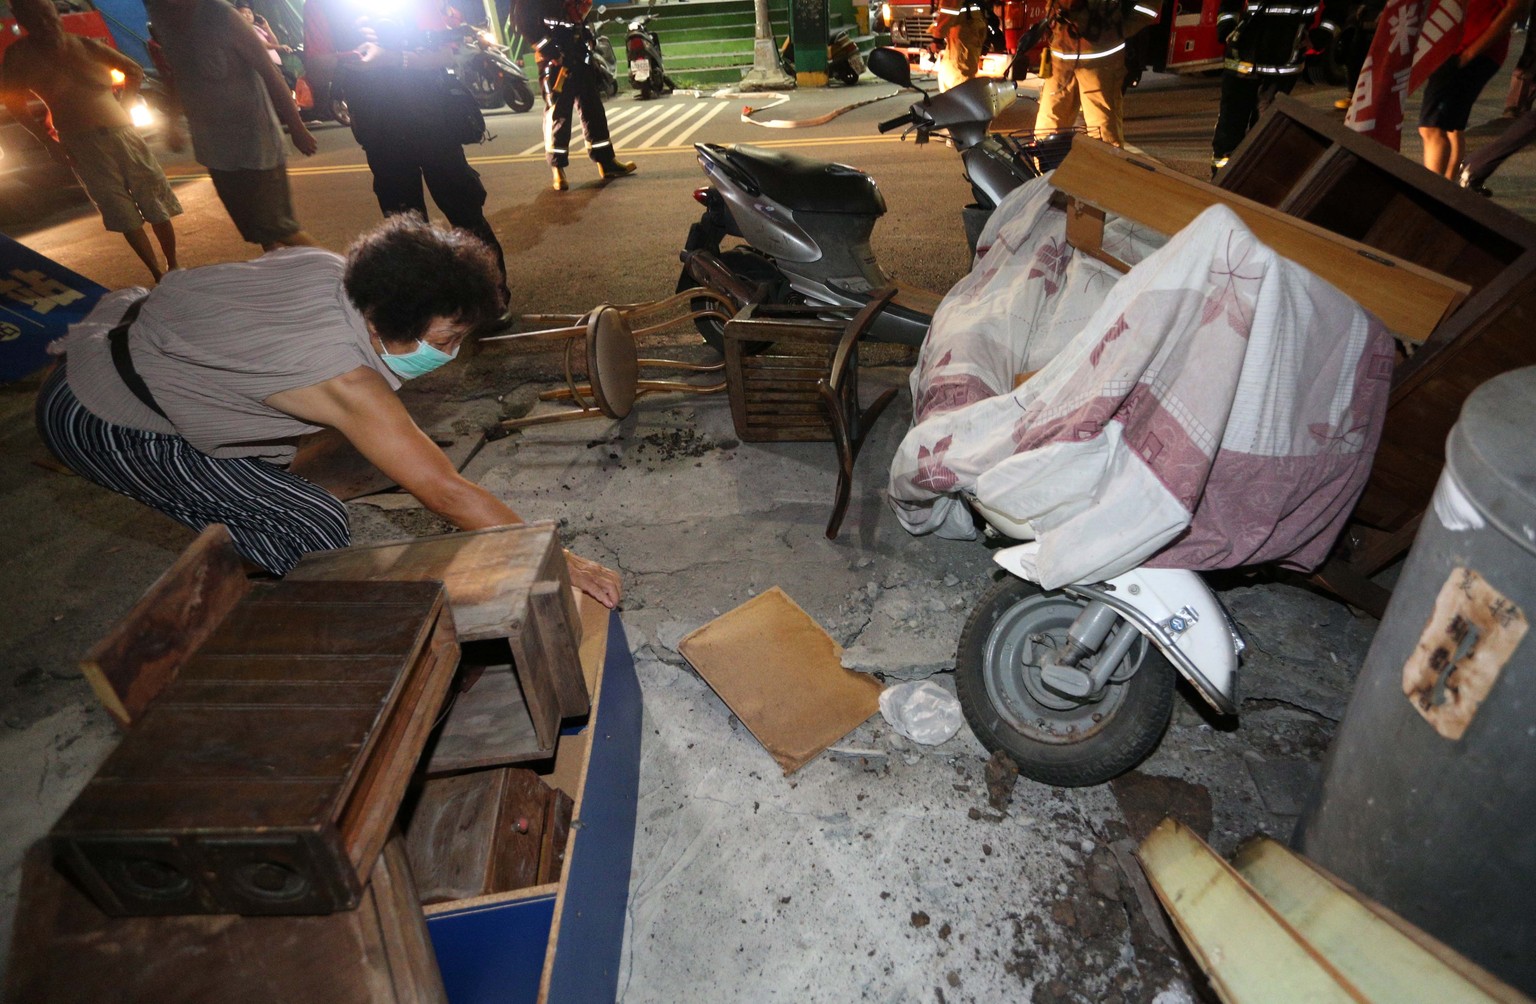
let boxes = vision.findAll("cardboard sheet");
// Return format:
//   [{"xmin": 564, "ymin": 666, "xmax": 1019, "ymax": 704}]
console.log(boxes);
[{"xmin": 678, "ymin": 588, "xmax": 883, "ymax": 775}]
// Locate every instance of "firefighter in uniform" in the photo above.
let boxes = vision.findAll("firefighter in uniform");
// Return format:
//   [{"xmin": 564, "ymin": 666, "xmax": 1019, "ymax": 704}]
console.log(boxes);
[
  {"xmin": 1210, "ymin": 0, "xmax": 1318, "ymax": 173},
  {"xmin": 1035, "ymin": 0, "xmax": 1157, "ymax": 146},
  {"xmin": 516, "ymin": 0, "xmax": 635, "ymax": 191},
  {"xmin": 929, "ymin": 0, "xmax": 989, "ymax": 91}
]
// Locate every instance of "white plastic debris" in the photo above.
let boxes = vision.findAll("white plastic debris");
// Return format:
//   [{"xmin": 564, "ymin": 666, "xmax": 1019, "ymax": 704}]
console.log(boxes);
[{"xmin": 878, "ymin": 680, "xmax": 963, "ymax": 746}]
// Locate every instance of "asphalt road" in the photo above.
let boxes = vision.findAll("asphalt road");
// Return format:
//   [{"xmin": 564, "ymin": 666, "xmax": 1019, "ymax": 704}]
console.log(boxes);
[{"xmin": 0, "ymin": 70, "xmax": 1237, "ymax": 312}]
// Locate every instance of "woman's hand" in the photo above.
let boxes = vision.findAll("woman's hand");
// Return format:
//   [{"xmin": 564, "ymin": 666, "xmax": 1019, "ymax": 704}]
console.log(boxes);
[{"xmin": 565, "ymin": 549, "xmax": 621, "ymax": 609}]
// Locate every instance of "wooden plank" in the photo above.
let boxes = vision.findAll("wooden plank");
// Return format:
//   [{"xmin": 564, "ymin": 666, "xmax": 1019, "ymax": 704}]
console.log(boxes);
[
  {"xmin": 1050, "ymin": 138, "xmax": 1470, "ymax": 344},
  {"xmin": 287, "ymin": 523, "xmax": 572, "ymax": 643},
  {"xmin": 80, "ymin": 523, "xmax": 251, "ymax": 728},
  {"xmin": 425, "ymin": 660, "xmax": 550, "ymax": 775},
  {"xmin": 405, "ymin": 770, "xmax": 510, "ymax": 904},
  {"xmin": 530, "ymin": 581, "xmax": 589, "ymax": 718},
  {"xmin": 1136, "ymin": 818, "xmax": 1367, "ymax": 1003},
  {"xmin": 4, "ymin": 837, "xmax": 446, "ymax": 1004},
  {"xmin": 338, "ymin": 607, "xmax": 461, "ymax": 878},
  {"xmin": 1232, "ymin": 839, "xmax": 1530, "ymax": 1004},
  {"xmin": 494, "ymin": 769, "xmax": 556, "ymax": 893},
  {"xmin": 289, "ymin": 523, "xmax": 585, "ymax": 760},
  {"xmin": 537, "ymin": 789, "xmax": 575, "ymax": 887}
]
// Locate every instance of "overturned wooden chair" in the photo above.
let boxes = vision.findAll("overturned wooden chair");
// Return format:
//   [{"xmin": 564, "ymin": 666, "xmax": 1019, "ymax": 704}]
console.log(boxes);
[
  {"xmin": 721, "ymin": 289, "xmax": 899, "ymax": 539},
  {"xmin": 482, "ymin": 288, "xmax": 734, "ymax": 428}
]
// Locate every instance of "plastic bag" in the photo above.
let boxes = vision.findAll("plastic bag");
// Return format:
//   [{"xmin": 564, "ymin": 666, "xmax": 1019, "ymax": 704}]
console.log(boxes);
[{"xmin": 879, "ymin": 680, "xmax": 964, "ymax": 745}]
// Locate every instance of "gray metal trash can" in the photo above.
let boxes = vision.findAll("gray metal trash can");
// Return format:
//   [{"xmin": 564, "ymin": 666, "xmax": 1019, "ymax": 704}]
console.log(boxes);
[{"xmin": 1295, "ymin": 365, "xmax": 1536, "ymax": 994}]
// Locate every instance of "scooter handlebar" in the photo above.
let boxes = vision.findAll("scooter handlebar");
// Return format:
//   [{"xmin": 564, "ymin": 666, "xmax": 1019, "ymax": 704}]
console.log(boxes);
[{"xmin": 878, "ymin": 112, "xmax": 916, "ymax": 133}]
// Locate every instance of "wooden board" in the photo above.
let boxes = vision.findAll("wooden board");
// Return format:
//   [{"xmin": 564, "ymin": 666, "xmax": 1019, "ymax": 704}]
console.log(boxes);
[
  {"xmin": 51, "ymin": 580, "xmax": 458, "ymax": 917},
  {"xmin": 289, "ymin": 389, "xmax": 484, "ymax": 502},
  {"xmin": 288, "ymin": 523, "xmax": 586, "ymax": 753},
  {"xmin": 1050, "ymin": 138, "xmax": 1471, "ymax": 344},
  {"xmin": 1232, "ymin": 839, "xmax": 1529, "ymax": 1003},
  {"xmin": 427, "ymin": 654, "xmax": 550, "ymax": 775},
  {"xmin": 677, "ymin": 587, "xmax": 883, "ymax": 775},
  {"xmin": 80, "ymin": 523, "xmax": 251, "ymax": 728},
  {"xmin": 3, "ymin": 837, "xmax": 447, "ymax": 1004},
  {"xmin": 1136, "ymin": 818, "xmax": 1364, "ymax": 1002}
]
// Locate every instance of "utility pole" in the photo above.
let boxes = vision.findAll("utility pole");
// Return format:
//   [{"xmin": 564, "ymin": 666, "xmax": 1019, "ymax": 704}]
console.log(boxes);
[{"xmin": 740, "ymin": 0, "xmax": 796, "ymax": 90}]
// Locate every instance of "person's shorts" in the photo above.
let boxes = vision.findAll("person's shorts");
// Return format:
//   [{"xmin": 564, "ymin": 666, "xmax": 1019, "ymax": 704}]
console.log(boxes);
[
  {"xmin": 208, "ymin": 164, "xmax": 300, "ymax": 246},
  {"xmin": 1419, "ymin": 55, "xmax": 1502, "ymax": 131},
  {"xmin": 61, "ymin": 126, "xmax": 184, "ymax": 233}
]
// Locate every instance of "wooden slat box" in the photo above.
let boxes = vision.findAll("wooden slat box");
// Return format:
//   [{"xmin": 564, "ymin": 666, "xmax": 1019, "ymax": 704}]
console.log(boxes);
[
  {"xmin": 4, "ymin": 836, "xmax": 447, "ymax": 1004},
  {"xmin": 50, "ymin": 579, "xmax": 459, "ymax": 917},
  {"xmin": 288, "ymin": 522, "xmax": 586, "ymax": 770},
  {"xmin": 424, "ymin": 602, "xmax": 643, "ymax": 1004}
]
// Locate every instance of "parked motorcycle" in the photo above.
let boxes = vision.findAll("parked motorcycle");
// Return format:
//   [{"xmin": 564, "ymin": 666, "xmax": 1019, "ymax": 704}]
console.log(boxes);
[
  {"xmin": 677, "ymin": 46, "xmax": 1063, "ymax": 352},
  {"xmin": 779, "ymin": 27, "xmax": 866, "ymax": 86},
  {"xmin": 589, "ymin": 7, "xmax": 622, "ymax": 98},
  {"xmin": 623, "ymin": 0, "xmax": 677, "ymax": 99},
  {"xmin": 456, "ymin": 24, "xmax": 536, "ymax": 113},
  {"xmin": 957, "ymin": 504, "xmax": 1242, "ymax": 787}
]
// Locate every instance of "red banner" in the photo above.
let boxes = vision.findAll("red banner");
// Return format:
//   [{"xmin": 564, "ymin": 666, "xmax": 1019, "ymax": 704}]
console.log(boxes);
[{"xmin": 1344, "ymin": 0, "xmax": 1467, "ymax": 149}]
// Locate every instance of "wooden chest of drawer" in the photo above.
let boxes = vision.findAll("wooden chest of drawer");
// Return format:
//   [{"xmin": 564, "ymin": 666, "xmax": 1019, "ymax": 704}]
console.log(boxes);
[{"xmin": 50, "ymin": 579, "xmax": 459, "ymax": 916}]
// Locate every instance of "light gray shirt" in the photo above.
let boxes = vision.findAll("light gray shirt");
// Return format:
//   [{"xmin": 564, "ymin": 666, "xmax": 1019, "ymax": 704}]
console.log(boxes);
[
  {"xmin": 65, "ymin": 247, "xmax": 400, "ymax": 464},
  {"xmin": 146, "ymin": 0, "xmax": 285, "ymax": 171}
]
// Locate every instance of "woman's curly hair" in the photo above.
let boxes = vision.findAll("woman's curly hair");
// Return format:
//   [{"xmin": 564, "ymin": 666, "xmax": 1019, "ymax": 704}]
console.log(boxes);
[{"xmin": 343, "ymin": 215, "xmax": 504, "ymax": 345}]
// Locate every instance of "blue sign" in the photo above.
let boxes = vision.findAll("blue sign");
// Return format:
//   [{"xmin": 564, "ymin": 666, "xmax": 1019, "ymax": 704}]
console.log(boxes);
[{"xmin": 0, "ymin": 233, "xmax": 108, "ymax": 383}]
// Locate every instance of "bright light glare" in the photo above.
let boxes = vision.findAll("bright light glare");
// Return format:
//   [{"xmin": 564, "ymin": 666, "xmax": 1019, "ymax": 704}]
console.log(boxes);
[
  {"xmin": 110, "ymin": 68, "xmax": 127, "ymax": 85},
  {"xmin": 129, "ymin": 99, "xmax": 154, "ymax": 129},
  {"xmin": 477, "ymin": 28, "xmax": 495, "ymax": 43}
]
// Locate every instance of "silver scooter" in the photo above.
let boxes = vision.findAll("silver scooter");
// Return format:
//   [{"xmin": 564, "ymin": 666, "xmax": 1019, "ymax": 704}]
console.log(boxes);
[{"xmin": 677, "ymin": 47, "xmax": 1067, "ymax": 353}]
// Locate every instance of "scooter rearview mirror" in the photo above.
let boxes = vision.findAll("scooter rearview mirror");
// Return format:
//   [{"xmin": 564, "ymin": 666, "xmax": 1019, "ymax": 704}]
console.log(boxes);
[{"xmin": 868, "ymin": 46, "xmax": 919, "ymax": 91}]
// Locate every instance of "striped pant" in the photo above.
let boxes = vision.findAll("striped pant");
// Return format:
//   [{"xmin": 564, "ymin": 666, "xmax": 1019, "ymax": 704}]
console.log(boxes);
[{"xmin": 35, "ymin": 364, "xmax": 349, "ymax": 575}]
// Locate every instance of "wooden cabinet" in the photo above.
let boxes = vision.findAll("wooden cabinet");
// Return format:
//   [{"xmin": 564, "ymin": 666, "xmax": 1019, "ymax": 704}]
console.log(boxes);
[{"xmin": 1219, "ymin": 97, "xmax": 1536, "ymax": 610}]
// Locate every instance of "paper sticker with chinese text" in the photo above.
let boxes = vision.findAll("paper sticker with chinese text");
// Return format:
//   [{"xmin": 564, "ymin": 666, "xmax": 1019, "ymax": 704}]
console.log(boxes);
[{"xmin": 1402, "ymin": 568, "xmax": 1527, "ymax": 741}]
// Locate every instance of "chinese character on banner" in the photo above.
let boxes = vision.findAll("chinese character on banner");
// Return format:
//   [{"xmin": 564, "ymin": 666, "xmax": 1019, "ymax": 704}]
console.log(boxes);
[
  {"xmin": 0, "ymin": 234, "xmax": 108, "ymax": 383},
  {"xmin": 1344, "ymin": 0, "xmax": 1468, "ymax": 149}
]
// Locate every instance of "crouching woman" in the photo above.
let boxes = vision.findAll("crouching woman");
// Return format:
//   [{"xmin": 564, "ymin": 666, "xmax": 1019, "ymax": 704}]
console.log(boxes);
[{"xmin": 35, "ymin": 215, "xmax": 621, "ymax": 607}]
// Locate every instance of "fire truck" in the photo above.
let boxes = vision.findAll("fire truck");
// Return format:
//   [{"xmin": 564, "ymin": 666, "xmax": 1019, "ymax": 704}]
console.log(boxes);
[{"xmin": 874, "ymin": 0, "xmax": 1265, "ymax": 77}]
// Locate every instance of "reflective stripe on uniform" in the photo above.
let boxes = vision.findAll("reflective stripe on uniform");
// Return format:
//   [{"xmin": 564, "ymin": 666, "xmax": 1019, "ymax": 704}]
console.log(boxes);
[{"xmin": 1050, "ymin": 41, "xmax": 1128, "ymax": 60}]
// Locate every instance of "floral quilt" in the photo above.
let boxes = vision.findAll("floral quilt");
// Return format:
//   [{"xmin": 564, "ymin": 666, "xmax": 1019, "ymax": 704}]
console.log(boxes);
[{"xmin": 888, "ymin": 178, "xmax": 1397, "ymax": 590}]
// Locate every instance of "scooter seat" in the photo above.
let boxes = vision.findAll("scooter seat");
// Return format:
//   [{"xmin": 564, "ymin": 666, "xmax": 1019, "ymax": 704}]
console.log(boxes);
[{"xmin": 710, "ymin": 144, "xmax": 886, "ymax": 216}]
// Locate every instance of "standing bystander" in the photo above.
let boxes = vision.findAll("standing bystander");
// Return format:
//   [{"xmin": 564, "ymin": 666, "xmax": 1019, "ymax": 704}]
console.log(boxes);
[
  {"xmin": 307, "ymin": 0, "xmax": 510, "ymax": 303},
  {"xmin": 1, "ymin": 0, "xmax": 182, "ymax": 280},
  {"xmin": 516, "ymin": 0, "xmax": 637, "ymax": 191},
  {"xmin": 1416, "ymin": 0, "xmax": 1526, "ymax": 178},
  {"xmin": 146, "ymin": 0, "xmax": 318, "ymax": 250}
]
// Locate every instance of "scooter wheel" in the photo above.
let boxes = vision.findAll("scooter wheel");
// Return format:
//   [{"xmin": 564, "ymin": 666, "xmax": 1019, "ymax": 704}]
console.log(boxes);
[
  {"xmin": 837, "ymin": 67, "xmax": 861, "ymax": 86},
  {"xmin": 505, "ymin": 78, "xmax": 535, "ymax": 113},
  {"xmin": 675, "ymin": 247, "xmax": 786, "ymax": 355},
  {"xmin": 955, "ymin": 577, "xmax": 1175, "ymax": 787}
]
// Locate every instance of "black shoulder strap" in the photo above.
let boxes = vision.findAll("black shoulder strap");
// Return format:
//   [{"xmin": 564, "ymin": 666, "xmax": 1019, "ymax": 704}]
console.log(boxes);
[{"xmin": 107, "ymin": 298, "xmax": 168, "ymax": 419}]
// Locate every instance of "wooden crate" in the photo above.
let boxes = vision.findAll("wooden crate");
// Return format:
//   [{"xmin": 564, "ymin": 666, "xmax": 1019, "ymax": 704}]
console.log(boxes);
[
  {"xmin": 288, "ymin": 522, "xmax": 586, "ymax": 766},
  {"xmin": 1218, "ymin": 97, "xmax": 1536, "ymax": 612},
  {"xmin": 50, "ymin": 579, "xmax": 459, "ymax": 917},
  {"xmin": 423, "ymin": 601, "xmax": 643, "ymax": 1004},
  {"xmin": 4, "ymin": 836, "xmax": 447, "ymax": 1004}
]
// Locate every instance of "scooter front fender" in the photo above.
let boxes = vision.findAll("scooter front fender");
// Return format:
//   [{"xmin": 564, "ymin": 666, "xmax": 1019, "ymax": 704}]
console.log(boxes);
[{"xmin": 991, "ymin": 543, "xmax": 1242, "ymax": 716}]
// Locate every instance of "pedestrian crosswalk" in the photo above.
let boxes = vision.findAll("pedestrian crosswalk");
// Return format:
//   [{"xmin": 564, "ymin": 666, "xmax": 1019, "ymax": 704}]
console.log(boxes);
[{"xmin": 516, "ymin": 98, "xmax": 733, "ymax": 157}]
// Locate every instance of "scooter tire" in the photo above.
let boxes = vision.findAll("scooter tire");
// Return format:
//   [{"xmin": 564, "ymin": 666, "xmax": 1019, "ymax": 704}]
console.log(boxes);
[
  {"xmin": 603, "ymin": 73, "xmax": 619, "ymax": 99},
  {"xmin": 955, "ymin": 577, "xmax": 1175, "ymax": 787},
  {"xmin": 675, "ymin": 247, "xmax": 785, "ymax": 355},
  {"xmin": 837, "ymin": 66, "xmax": 861, "ymax": 86},
  {"xmin": 505, "ymin": 78, "xmax": 536, "ymax": 113}
]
